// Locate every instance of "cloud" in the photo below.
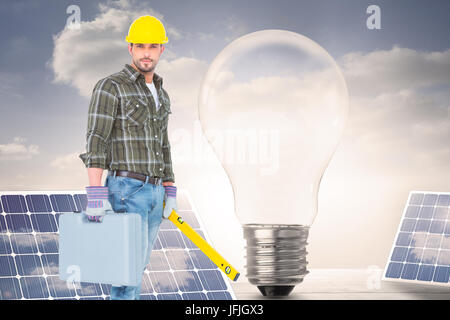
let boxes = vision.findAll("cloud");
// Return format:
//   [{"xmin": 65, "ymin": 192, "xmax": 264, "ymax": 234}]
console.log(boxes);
[
  {"xmin": 0, "ymin": 137, "xmax": 39, "ymax": 160},
  {"xmin": 337, "ymin": 46, "xmax": 450, "ymax": 175},
  {"xmin": 48, "ymin": 0, "xmax": 184, "ymax": 97},
  {"xmin": 50, "ymin": 152, "xmax": 85, "ymax": 171},
  {"xmin": 339, "ymin": 45, "xmax": 450, "ymax": 97},
  {"xmin": 157, "ymin": 57, "xmax": 208, "ymax": 111}
]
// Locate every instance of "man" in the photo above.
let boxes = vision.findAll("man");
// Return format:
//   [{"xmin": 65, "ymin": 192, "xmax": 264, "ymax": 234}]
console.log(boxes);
[{"xmin": 79, "ymin": 15, "xmax": 177, "ymax": 300}]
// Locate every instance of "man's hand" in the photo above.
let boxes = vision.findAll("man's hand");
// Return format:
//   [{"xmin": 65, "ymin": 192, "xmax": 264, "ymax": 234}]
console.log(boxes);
[
  {"xmin": 163, "ymin": 185, "xmax": 177, "ymax": 219},
  {"xmin": 84, "ymin": 186, "xmax": 113, "ymax": 222}
]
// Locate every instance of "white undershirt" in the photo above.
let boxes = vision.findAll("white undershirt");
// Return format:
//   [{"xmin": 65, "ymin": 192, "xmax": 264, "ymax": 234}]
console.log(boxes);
[{"xmin": 146, "ymin": 82, "xmax": 160, "ymax": 111}]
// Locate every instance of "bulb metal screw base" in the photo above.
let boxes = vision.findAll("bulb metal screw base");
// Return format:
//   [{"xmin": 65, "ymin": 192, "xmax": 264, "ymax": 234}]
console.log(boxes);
[{"xmin": 243, "ymin": 224, "xmax": 309, "ymax": 297}]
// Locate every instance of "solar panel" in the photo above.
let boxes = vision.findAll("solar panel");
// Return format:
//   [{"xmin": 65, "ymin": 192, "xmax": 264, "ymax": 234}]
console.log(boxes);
[
  {"xmin": 0, "ymin": 190, "xmax": 236, "ymax": 300},
  {"xmin": 383, "ymin": 191, "xmax": 450, "ymax": 286}
]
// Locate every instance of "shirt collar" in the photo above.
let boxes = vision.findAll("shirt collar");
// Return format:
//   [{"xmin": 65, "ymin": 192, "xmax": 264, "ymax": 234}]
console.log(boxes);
[{"xmin": 123, "ymin": 63, "xmax": 163, "ymax": 89}]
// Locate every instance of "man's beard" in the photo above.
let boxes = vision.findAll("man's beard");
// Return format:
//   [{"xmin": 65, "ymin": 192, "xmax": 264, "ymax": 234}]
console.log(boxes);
[{"xmin": 134, "ymin": 58, "xmax": 155, "ymax": 73}]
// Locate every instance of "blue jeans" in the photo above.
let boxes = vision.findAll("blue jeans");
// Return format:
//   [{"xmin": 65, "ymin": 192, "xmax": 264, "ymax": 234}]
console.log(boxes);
[{"xmin": 105, "ymin": 173, "xmax": 165, "ymax": 300}]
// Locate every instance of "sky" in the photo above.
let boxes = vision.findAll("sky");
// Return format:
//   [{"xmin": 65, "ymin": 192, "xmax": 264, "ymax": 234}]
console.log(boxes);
[{"xmin": 0, "ymin": 0, "xmax": 449, "ymax": 278}]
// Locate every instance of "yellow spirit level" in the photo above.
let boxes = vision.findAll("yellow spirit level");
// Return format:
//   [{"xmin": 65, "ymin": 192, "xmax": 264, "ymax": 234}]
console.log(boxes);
[{"xmin": 168, "ymin": 210, "xmax": 240, "ymax": 282}]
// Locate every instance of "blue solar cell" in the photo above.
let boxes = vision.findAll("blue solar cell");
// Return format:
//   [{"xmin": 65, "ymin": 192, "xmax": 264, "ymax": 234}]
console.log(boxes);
[
  {"xmin": 31, "ymin": 214, "xmax": 57, "ymax": 233},
  {"xmin": 73, "ymin": 194, "xmax": 87, "ymax": 212},
  {"xmin": 198, "ymin": 270, "xmax": 228, "ymax": 291},
  {"xmin": 433, "ymin": 266, "xmax": 450, "ymax": 283},
  {"xmin": 152, "ymin": 235, "xmax": 162, "ymax": 250},
  {"xmin": 405, "ymin": 206, "xmax": 420, "ymax": 218},
  {"xmin": 20, "ymin": 277, "xmax": 49, "ymax": 299},
  {"xmin": 418, "ymin": 206, "xmax": 434, "ymax": 219},
  {"xmin": 147, "ymin": 250, "xmax": 170, "ymax": 271},
  {"xmin": 426, "ymin": 234, "xmax": 443, "ymax": 249},
  {"xmin": 75, "ymin": 282, "xmax": 103, "ymax": 297},
  {"xmin": 0, "ymin": 215, "xmax": 6, "ymax": 233},
  {"xmin": 0, "ymin": 278, "xmax": 22, "ymax": 300},
  {"xmin": 429, "ymin": 220, "xmax": 445, "ymax": 234},
  {"xmin": 140, "ymin": 274, "xmax": 154, "ymax": 294},
  {"xmin": 396, "ymin": 232, "xmax": 412, "ymax": 246},
  {"xmin": 160, "ymin": 219, "xmax": 176, "ymax": 230},
  {"xmin": 49, "ymin": 194, "xmax": 77, "ymax": 213},
  {"xmin": 5, "ymin": 214, "xmax": 33, "ymax": 233},
  {"xmin": 391, "ymin": 247, "xmax": 408, "ymax": 262},
  {"xmin": 409, "ymin": 193, "xmax": 424, "ymax": 205},
  {"xmin": 442, "ymin": 236, "xmax": 450, "ymax": 250},
  {"xmin": 0, "ymin": 256, "xmax": 17, "ymax": 276},
  {"xmin": 207, "ymin": 291, "xmax": 232, "ymax": 300},
  {"xmin": 183, "ymin": 292, "xmax": 207, "ymax": 300},
  {"xmin": 0, "ymin": 234, "xmax": 12, "ymax": 254},
  {"xmin": 35, "ymin": 233, "xmax": 59, "ymax": 253},
  {"xmin": 54, "ymin": 213, "xmax": 61, "ymax": 228},
  {"xmin": 437, "ymin": 250, "xmax": 450, "ymax": 265},
  {"xmin": 445, "ymin": 222, "xmax": 450, "ymax": 235},
  {"xmin": 190, "ymin": 249, "xmax": 217, "ymax": 269},
  {"xmin": 400, "ymin": 219, "xmax": 416, "ymax": 232},
  {"xmin": 157, "ymin": 293, "xmax": 182, "ymax": 300},
  {"xmin": 423, "ymin": 194, "xmax": 438, "ymax": 206},
  {"xmin": 386, "ymin": 262, "xmax": 403, "ymax": 278},
  {"xmin": 166, "ymin": 250, "xmax": 194, "ymax": 270},
  {"xmin": 1, "ymin": 195, "xmax": 28, "ymax": 213},
  {"xmin": 421, "ymin": 249, "xmax": 438, "ymax": 264},
  {"xmin": 15, "ymin": 255, "xmax": 44, "ymax": 276},
  {"xmin": 80, "ymin": 296, "xmax": 106, "ymax": 300},
  {"xmin": 181, "ymin": 230, "xmax": 206, "ymax": 250},
  {"xmin": 10, "ymin": 234, "xmax": 38, "ymax": 254},
  {"xmin": 173, "ymin": 271, "xmax": 203, "ymax": 292},
  {"xmin": 410, "ymin": 232, "xmax": 427, "ymax": 248},
  {"xmin": 433, "ymin": 207, "xmax": 449, "ymax": 220},
  {"xmin": 401, "ymin": 263, "xmax": 419, "ymax": 280},
  {"xmin": 100, "ymin": 283, "xmax": 111, "ymax": 295},
  {"xmin": 149, "ymin": 271, "xmax": 178, "ymax": 293},
  {"xmin": 406, "ymin": 248, "xmax": 422, "ymax": 263},
  {"xmin": 41, "ymin": 254, "xmax": 59, "ymax": 275},
  {"xmin": 437, "ymin": 194, "xmax": 450, "ymax": 207},
  {"xmin": 414, "ymin": 219, "xmax": 431, "ymax": 232},
  {"xmin": 417, "ymin": 265, "xmax": 435, "ymax": 281},
  {"xmin": 159, "ymin": 230, "xmax": 186, "ymax": 249},
  {"xmin": 25, "ymin": 195, "xmax": 52, "ymax": 213},
  {"xmin": 47, "ymin": 275, "xmax": 76, "ymax": 298}
]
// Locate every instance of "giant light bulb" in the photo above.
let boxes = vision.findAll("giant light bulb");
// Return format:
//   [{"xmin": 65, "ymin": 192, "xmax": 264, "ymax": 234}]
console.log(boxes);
[{"xmin": 198, "ymin": 30, "xmax": 349, "ymax": 297}]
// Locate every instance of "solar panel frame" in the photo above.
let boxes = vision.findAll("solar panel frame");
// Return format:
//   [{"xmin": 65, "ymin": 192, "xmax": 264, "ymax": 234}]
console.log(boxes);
[
  {"xmin": 382, "ymin": 190, "xmax": 450, "ymax": 286},
  {"xmin": 0, "ymin": 189, "xmax": 237, "ymax": 300}
]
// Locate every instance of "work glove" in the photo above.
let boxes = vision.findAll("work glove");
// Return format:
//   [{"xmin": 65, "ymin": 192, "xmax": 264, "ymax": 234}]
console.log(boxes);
[
  {"xmin": 163, "ymin": 186, "xmax": 177, "ymax": 219},
  {"xmin": 84, "ymin": 186, "xmax": 113, "ymax": 222}
]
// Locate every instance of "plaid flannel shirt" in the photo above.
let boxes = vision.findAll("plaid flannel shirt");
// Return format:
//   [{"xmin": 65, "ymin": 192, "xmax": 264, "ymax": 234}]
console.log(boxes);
[{"xmin": 79, "ymin": 63, "xmax": 175, "ymax": 182}]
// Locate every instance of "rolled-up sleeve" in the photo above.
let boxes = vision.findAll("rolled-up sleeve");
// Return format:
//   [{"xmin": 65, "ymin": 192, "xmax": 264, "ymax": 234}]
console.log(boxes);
[{"xmin": 79, "ymin": 78, "xmax": 118, "ymax": 169}]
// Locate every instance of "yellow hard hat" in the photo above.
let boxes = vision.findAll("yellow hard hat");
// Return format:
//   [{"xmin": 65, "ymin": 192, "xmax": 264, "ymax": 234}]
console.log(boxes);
[{"xmin": 125, "ymin": 15, "xmax": 168, "ymax": 44}]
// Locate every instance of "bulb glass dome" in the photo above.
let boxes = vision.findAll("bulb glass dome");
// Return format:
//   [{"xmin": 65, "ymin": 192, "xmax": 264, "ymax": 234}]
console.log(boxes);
[{"xmin": 199, "ymin": 30, "xmax": 349, "ymax": 226}]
